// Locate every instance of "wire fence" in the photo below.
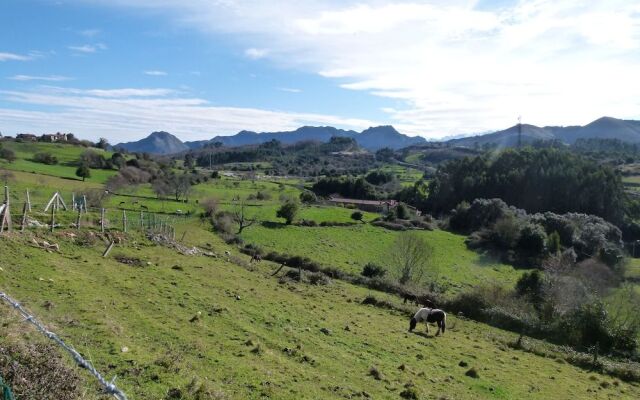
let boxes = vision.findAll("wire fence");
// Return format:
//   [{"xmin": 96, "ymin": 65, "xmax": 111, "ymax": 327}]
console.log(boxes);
[
  {"xmin": 0, "ymin": 374, "xmax": 15, "ymax": 400},
  {"xmin": 0, "ymin": 292, "xmax": 128, "ymax": 400}
]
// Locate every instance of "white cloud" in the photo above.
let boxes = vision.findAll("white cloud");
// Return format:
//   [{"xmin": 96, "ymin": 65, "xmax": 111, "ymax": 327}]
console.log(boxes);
[
  {"xmin": 0, "ymin": 52, "xmax": 32, "ymax": 61},
  {"xmin": 68, "ymin": 43, "xmax": 107, "ymax": 53},
  {"xmin": 244, "ymin": 47, "xmax": 269, "ymax": 59},
  {"xmin": 8, "ymin": 75, "xmax": 72, "ymax": 82},
  {"xmin": 80, "ymin": 28, "xmax": 101, "ymax": 37},
  {"xmin": 0, "ymin": 86, "xmax": 379, "ymax": 142},
  {"xmin": 144, "ymin": 70, "xmax": 168, "ymax": 76},
  {"xmin": 72, "ymin": 0, "xmax": 640, "ymax": 138},
  {"xmin": 278, "ymin": 87, "xmax": 301, "ymax": 93}
]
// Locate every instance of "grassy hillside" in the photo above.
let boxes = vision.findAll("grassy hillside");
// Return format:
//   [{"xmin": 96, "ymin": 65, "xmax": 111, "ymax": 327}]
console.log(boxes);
[
  {"xmin": 0, "ymin": 141, "xmax": 117, "ymax": 183},
  {"xmin": 241, "ymin": 224, "xmax": 526, "ymax": 292},
  {"xmin": 0, "ymin": 229, "xmax": 636, "ymax": 399}
]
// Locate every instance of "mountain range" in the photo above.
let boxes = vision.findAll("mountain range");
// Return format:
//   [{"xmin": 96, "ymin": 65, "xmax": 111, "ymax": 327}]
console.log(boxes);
[
  {"xmin": 115, "ymin": 125, "xmax": 426, "ymax": 154},
  {"xmin": 115, "ymin": 116, "xmax": 640, "ymax": 155},
  {"xmin": 447, "ymin": 116, "xmax": 640, "ymax": 148}
]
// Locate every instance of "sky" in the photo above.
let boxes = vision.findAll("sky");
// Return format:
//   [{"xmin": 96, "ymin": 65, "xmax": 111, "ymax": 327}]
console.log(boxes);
[{"xmin": 1, "ymin": 0, "xmax": 640, "ymax": 143}]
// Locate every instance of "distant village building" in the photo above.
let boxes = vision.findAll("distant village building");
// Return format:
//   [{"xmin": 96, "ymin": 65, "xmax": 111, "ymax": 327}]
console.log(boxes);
[
  {"xmin": 16, "ymin": 133, "xmax": 37, "ymax": 141},
  {"xmin": 329, "ymin": 196, "xmax": 399, "ymax": 213},
  {"xmin": 41, "ymin": 132, "xmax": 69, "ymax": 142}
]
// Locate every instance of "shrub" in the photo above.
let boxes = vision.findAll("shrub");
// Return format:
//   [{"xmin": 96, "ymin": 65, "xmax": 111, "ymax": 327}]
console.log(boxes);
[
  {"xmin": 517, "ymin": 224, "xmax": 547, "ymax": 254},
  {"xmin": 351, "ymin": 211, "xmax": 364, "ymax": 222},
  {"xmin": 212, "ymin": 211, "xmax": 234, "ymax": 234},
  {"xmin": 0, "ymin": 148, "xmax": 16, "ymax": 162},
  {"xmin": 33, "ymin": 152, "xmax": 58, "ymax": 165},
  {"xmin": 361, "ymin": 263, "xmax": 386, "ymax": 278},
  {"xmin": 396, "ymin": 203, "xmax": 409, "ymax": 219},
  {"xmin": 299, "ymin": 191, "xmax": 317, "ymax": 204},
  {"xmin": 547, "ymin": 231, "xmax": 561, "ymax": 254},
  {"xmin": 276, "ymin": 198, "xmax": 300, "ymax": 225}
]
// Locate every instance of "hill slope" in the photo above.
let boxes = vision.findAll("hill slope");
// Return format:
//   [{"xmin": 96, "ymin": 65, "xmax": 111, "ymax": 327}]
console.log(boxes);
[
  {"xmin": 447, "ymin": 116, "xmax": 640, "ymax": 148},
  {"xmin": 115, "ymin": 131, "xmax": 188, "ymax": 154}
]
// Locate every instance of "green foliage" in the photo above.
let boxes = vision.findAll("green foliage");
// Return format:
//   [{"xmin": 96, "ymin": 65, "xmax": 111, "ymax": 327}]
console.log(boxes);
[
  {"xmin": 276, "ymin": 198, "xmax": 300, "ymax": 225},
  {"xmin": 361, "ymin": 262, "xmax": 386, "ymax": 278},
  {"xmin": 547, "ymin": 231, "xmax": 561, "ymax": 254},
  {"xmin": 0, "ymin": 148, "xmax": 16, "ymax": 163},
  {"xmin": 427, "ymin": 148, "xmax": 627, "ymax": 223},
  {"xmin": 395, "ymin": 203, "xmax": 409, "ymax": 220},
  {"xmin": 299, "ymin": 191, "xmax": 317, "ymax": 204},
  {"xmin": 515, "ymin": 270, "xmax": 544, "ymax": 307},
  {"xmin": 32, "ymin": 152, "xmax": 58, "ymax": 165},
  {"xmin": 364, "ymin": 170, "xmax": 394, "ymax": 185},
  {"xmin": 75, "ymin": 164, "xmax": 91, "ymax": 181},
  {"xmin": 517, "ymin": 224, "xmax": 547, "ymax": 254},
  {"xmin": 350, "ymin": 211, "xmax": 363, "ymax": 222},
  {"xmin": 312, "ymin": 176, "xmax": 377, "ymax": 199}
]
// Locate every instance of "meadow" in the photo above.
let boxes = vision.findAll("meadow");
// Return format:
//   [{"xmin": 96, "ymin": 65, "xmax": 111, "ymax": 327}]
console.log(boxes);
[{"xmin": 0, "ymin": 229, "xmax": 636, "ymax": 399}]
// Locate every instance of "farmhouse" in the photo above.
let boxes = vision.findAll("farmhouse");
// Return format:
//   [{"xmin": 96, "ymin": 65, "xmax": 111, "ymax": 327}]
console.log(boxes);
[
  {"xmin": 328, "ymin": 196, "xmax": 398, "ymax": 213},
  {"xmin": 16, "ymin": 133, "xmax": 38, "ymax": 141},
  {"xmin": 42, "ymin": 132, "xmax": 69, "ymax": 142}
]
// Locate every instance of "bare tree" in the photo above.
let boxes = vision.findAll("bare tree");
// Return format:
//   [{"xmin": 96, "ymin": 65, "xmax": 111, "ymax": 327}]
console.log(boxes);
[
  {"xmin": 389, "ymin": 231, "xmax": 434, "ymax": 285},
  {"xmin": 232, "ymin": 200, "xmax": 257, "ymax": 234}
]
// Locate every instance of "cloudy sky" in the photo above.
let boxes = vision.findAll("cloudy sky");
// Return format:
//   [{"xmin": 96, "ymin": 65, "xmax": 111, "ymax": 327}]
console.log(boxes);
[{"xmin": 1, "ymin": 0, "xmax": 640, "ymax": 142}]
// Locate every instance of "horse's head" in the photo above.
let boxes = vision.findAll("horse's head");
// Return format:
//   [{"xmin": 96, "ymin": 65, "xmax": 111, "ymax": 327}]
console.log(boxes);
[{"xmin": 408, "ymin": 317, "xmax": 417, "ymax": 332}]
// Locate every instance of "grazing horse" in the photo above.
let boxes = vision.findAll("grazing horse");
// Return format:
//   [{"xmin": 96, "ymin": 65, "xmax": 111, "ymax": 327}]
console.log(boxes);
[
  {"xmin": 409, "ymin": 308, "xmax": 446, "ymax": 336},
  {"xmin": 402, "ymin": 293, "xmax": 435, "ymax": 309},
  {"xmin": 250, "ymin": 253, "xmax": 262, "ymax": 263}
]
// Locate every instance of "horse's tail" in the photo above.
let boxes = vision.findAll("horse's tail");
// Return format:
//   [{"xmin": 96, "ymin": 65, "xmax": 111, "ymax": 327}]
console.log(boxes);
[{"xmin": 442, "ymin": 312, "xmax": 446, "ymax": 334}]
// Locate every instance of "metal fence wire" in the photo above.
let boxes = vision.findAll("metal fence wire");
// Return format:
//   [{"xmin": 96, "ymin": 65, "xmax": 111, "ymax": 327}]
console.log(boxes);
[{"xmin": 0, "ymin": 292, "xmax": 128, "ymax": 400}]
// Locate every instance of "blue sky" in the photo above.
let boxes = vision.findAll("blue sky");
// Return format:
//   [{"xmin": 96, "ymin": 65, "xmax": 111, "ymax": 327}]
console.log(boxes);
[{"xmin": 1, "ymin": 1, "xmax": 640, "ymax": 142}]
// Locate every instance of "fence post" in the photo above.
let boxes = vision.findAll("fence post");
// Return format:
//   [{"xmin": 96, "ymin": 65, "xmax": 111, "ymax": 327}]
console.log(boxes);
[
  {"xmin": 26, "ymin": 189, "xmax": 31, "ymax": 212},
  {"xmin": 50, "ymin": 205, "xmax": 55, "ymax": 233},
  {"xmin": 122, "ymin": 210, "xmax": 127, "ymax": 233},
  {"xmin": 139, "ymin": 211, "xmax": 144, "ymax": 230},
  {"xmin": 82, "ymin": 195, "xmax": 87, "ymax": 213},
  {"xmin": 76, "ymin": 206, "xmax": 81, "ymax": 230},
  {"xmin": 20, "ymin": 202, "xmax": 27, "ymax": 232},
  {"xmin": 72, "ymin": 193, "xmax": 76, "ymax": 211},
  {"xmin": 100, "ymin": 208, "xmax": 105, "ymax": 233}
]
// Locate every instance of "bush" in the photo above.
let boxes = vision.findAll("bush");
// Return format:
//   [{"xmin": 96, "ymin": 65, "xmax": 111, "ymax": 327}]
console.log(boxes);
[
  {"xmin": 212, "ymin": 211, "xmax": 234, "ymax": 234},
  {"xmin": 361, "ymin": 263, "xmax": 386, "ymax": 278},
  {"xmin": 299, "ymin": 191, "xmax": 317, "ymax": 204},
  {"xmin": 517, "ymin": 224, "xmax": 547, "ymax": 254},
  {"xmin": 0, "ymin": 148, "xmax": 16, "ymax": 162},
  {"xmin": 547, "ymin": 231, "xmax": 561, "ymax": 254},
  {"xmin": 396, "ymin": 203, "xmax": 409, "ymax": 220},
  {"xmin": 33, "ymin": 152, "xmax": 58, "ymax": 165},
  {"xmin": 276, "ymin": 198, "xmax": 300, "ymax": 225},
  {"xmin": 351, "ymin": 211, "xmax": 363, "ymax": 222}
]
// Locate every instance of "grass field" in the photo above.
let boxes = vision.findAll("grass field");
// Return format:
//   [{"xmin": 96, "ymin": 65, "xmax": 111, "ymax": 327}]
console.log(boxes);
[
  {"xmin": 0, "ymin": 229, "xmax": 636, "ymax": 399},
  {"xmin": 0, "ymin": 141, "xmax": 117, "ymax": 183},
  {"xmin": 241, "ymin": 224, "xmax": 528, "ymax": 293}
]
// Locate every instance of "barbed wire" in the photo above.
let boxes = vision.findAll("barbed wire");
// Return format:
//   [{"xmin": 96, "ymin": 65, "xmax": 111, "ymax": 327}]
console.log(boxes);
[{"xmin": 0, "ymin": 292, "xmax": 128, "ymax": 400}]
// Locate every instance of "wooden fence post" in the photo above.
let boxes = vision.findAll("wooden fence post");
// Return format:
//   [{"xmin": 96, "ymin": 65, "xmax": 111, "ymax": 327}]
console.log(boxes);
[
  {"xmin": 76, "ymin": 206, "xmax": 81, "ymax": 230},
  {"xmin": 21, "ymin": 202, "xmax": 27, "ymax": 232},
  {"xmin": 1, "ymin": 185, "xmax": 11, "ymax": 233},
  {"xmin": 26, "ymin": 189, "xmax": 31, "ymax": 212},
  {"xmin": 122, "ymin": 210, "xmax": 127, "ymax": 233},
  {"xmin": 50, "ymin": 205, "xmax": 55, "ymax": 233},
  {"xmin": 72, "ymin": 193, "xmax": 76, "ymax": 211},
  {"xmin": 102, "ymin": 241, "xmax": 115, "ymax": 257}
]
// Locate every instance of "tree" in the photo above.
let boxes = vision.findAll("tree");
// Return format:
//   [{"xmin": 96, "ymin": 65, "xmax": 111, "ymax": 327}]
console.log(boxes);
[
  {"xmin": 300, "ymin": 191, "xmax": 317, "ymax": 204},
  {"xmin": 0, "ymin": 148, "xmax": 16, "ymax": 163},
  {"xmin": 351, "ymin": 211, "xmax": 364, "ymax": 223},
  {"xmin": 395, "ymin": 203, "xmax": 409, "ymax": 220},
  {"xmin": 276, "ymin": 198, "xmax": 300, "ymax": 225},
  {"xmin": 76, "ymin": 164, "xmax": 91, "ymax": 181},
  {"xmin": 167, "ymin": 174, "xmax": 192, "ymax": 202},
  {"xmin": 111, "ymin": 152, "xmax": 126, "ymax": 169},
  {"xmin": 233, "ymin": 200, "xmax": 257, "ymax": 234},
  {"xmin": 389, "ymin": 231, "xmax": 434, "ymax": 285},
  {"xmin": 96, "ymin": 137, "xmax": 109, "ymax": 150}
]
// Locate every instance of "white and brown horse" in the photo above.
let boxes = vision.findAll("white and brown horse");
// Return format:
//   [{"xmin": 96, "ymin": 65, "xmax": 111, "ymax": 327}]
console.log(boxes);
[{"xmin": 409, "ymin": 307, "xmax": 446, "ymax": 336}]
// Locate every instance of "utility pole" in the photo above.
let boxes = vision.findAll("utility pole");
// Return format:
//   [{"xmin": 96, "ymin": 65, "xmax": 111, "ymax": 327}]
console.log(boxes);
[{"xmin": 517, "ymin": 115, "xmax": 522, "ymax": 148}]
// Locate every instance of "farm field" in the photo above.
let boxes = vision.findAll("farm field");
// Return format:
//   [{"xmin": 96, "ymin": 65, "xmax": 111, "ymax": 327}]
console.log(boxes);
[
  {"xmin": 0, "ymin": 229, "xmax": 636, "ymax": 399},
  {"xmin": 241, "ymin": 224, "xmax": 528, "ymax": 292},
  {"xmin": 0, "ymin": 141, "xmax": 117, "ymax": 183}
]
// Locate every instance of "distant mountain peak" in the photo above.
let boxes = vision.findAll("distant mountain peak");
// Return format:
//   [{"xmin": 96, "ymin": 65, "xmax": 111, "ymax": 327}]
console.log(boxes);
[{"xmin": 115, "ymin": 131, "xmax": 188, "ymax": 155}]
